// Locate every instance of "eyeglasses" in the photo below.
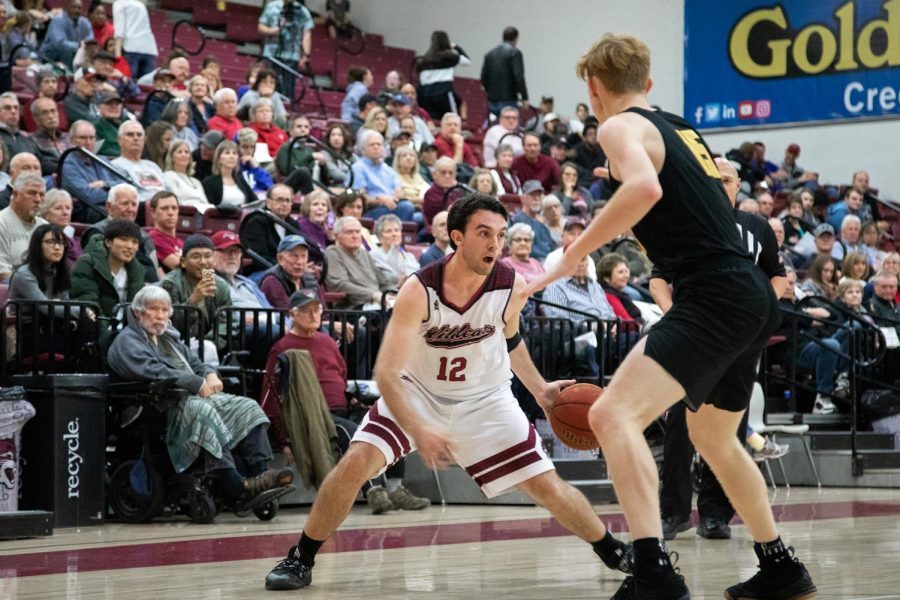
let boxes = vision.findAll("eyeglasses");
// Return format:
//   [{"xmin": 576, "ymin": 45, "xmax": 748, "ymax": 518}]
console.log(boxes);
[
  {"xmin": 511, "ymin": 237, "xmax": 531, "ymax": 243},
  {"xmin": 42, "ymin": 239, "xmax": 65, "ymax": 247},
  {"xmin": 270, "ymin": 197, "xmax": 292, "ymax": 204},
  {"xmin": 122, "ymin": 132, "xmax": 144, "ymax": 138}
]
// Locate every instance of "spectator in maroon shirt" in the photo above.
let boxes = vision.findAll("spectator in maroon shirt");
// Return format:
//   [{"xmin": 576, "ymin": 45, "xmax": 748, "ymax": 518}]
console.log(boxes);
[
  {"xmin": 260, "ymin": 288, "xmax": 349, "ymax": 457},
  {"xmin": 512, "ymin": 131, "xmax": 560, "ymax": 192},
  {"xmin": 432, "ymin": 112, "xmax": 478, "ymax": 167},
  {"xmin": 146, "ymin": 191, "xmax": 184, "ymax": 272},
  {"xmin": 422, "ymin": 156, "xmax": 465, "ymax": 231}
]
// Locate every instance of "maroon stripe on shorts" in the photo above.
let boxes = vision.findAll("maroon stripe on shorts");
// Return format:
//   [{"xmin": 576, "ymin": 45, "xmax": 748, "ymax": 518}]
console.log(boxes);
[
  {"xmin": 474, "ymin": 451, "xmax": 544, "ymax": 487},
  {"xmin": 362, "ymin": 422, "xmax": 402, "ymax": 459},
  {"xmin": 464, "ymin": 426, "xmax": 536, "ymax": 477},
  {"xmin": 369, "ymin": 403, "xmax": 412, "ymax": 455}
]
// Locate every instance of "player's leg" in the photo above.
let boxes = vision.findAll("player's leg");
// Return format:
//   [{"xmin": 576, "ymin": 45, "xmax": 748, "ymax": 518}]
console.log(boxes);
[
  {"xmin": 518, "ymin": 469, "xmax": 632, "ymax": 573},
  {"xmin": 587, "ymin": 337, "xmax": 690, "ymax": 599},
  {"xmin": 588, "ymin": 338, "xmax": 685, "ymax": 541},
  {"xmin": 687, "ymin": 352, "xmax": 816, "ymax": 600},
  {"xmin": 448, "ymin": 388, "xmax": 631, "ymax": 574},
  {"xmin": 266, "ymin": 399, "xmax": 416, "ymax": 591}
]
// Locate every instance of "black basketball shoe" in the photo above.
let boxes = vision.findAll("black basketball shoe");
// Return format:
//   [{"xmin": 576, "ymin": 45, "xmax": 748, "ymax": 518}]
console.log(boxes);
[
  {"xmin": 611, "ymin": 551, "xmax": 690, "ymax": 600},
  {"xmin": 265, "ymin": 546, "xmax": 313, "ymax": 591},
  {"xmin": 724, "ymin": 547, "xmax": 816, "ymax": 600}
]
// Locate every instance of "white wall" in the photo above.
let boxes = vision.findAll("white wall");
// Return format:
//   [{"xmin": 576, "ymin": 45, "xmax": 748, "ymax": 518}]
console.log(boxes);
[{"xmin": 342, "ymin": 0, "xmax": 900, "ymax": 200}]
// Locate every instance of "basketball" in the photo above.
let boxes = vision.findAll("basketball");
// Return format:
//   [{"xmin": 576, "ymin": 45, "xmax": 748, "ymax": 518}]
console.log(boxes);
[{"xmin": 549, "ymin": 383, "xmax": 603, "ymax": 451}]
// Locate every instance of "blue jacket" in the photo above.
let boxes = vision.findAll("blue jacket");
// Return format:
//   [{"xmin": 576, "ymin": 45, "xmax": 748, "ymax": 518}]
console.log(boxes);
[{"xmin": 40, "ymin": 14, "xmax": 93, "ymax": 65}]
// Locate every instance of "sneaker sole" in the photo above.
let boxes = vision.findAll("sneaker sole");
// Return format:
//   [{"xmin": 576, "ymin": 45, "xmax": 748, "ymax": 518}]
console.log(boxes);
[
  {"xmin": 264, "ymin": 573, "xmax": 311, "ymax": 591},
  {"xmin": 725, "ymin": 589, "xmax": 817, "ymax": 600},
  {"xmin": 697, "ymin": 529, "xmax": 731, "ymax": 540},
  {"xmin": 236, "ymin": 485, "xmax": 295, "ymax": 518}
]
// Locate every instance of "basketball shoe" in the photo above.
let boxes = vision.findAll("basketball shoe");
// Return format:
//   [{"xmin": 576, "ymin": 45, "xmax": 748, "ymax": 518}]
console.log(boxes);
[
  {"xmin": 265, "ymin": 546, "xmax": 313, "ymax": 590},
  {"xmin": 724, "ymin": 546, "xmax": 816, "ymax": 600},
  {"xmin": 612, "ymin": 551, "xmax": 690, "ymax": 600}
]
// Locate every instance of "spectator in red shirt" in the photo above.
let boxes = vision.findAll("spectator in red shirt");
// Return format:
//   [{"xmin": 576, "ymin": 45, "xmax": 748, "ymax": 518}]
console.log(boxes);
[
  {"xmin": 432, "ymin": 112, "xmax": 478, "ymax": 167},
  {"xmin": 248, "ymin": 97, "xmax": 287, "ymax": 160},
  {"xmin": 88, "ymin": 1, "xmax": 114, "ymax": 47},
  {"xmin": 512, "ymin": 131, "xmax": 560, "ymax": 192},
  {"xmin": 146, "ymin": 191, "xmax": 184, "ymax": 273},
  {"xmin": 207, "ymin": 88, "xmax": 243, "ymax": 141}
]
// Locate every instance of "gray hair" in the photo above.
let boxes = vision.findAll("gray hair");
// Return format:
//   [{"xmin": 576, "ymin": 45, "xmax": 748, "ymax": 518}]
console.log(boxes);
[
  {"xmin": 29, "ymin": 96, "xmax": 55, "ymax": 118},
  {"xmin": 69, "ymin": 119, "xmax": 95, "ymax": 137},
  {"xmin": 132, "ymin": 285, "xmax": 173, "ymax": 314},
  {"xmin": 499, "ymin": 106, "xmax": 518, "ymax": 119},
  {"xmin": 541, "ymin": 195, "xmax": 561, "ymax": 210},
  {"xmin": 495, "ymin": 143, "xmax": 514, "ymax": 158},
  {"xmin": 356, "ymin": 128, "xmax": 384, "ymax": 154},
  {"xmin": 434, "ymin": 156, "xmax": 457, "ymax": 172},
  {"xmin": 108, "ymin": 183, "xmax": 137, "ymax": 204},
  {"xmin": 251, "ymin": 97, "xmax": 273, "ymax": 118},
  {"xmin": 374, "ymin": 214, "xmax": 401, "ymax": 238},
  {"xmin": 0, "ymin": 91, "xmax": 18, "ymax": 105},
  {"xmin": 213, "ymin": 87, "xmax": 236, "ymax": 105},
  {"xmin": 236, "ymin": 127, "xmax": 258, "ymax": 146},
  {"xmin": 117, "ymin": 120, "xmax": 143, "ymax": 137},
  {"xmin": 506, "ymin": 222, "xmax": 534, "ymax": 246},
  {"xmin": 440, "ymin": 112, "xmax": 461, "ymax": 126},
  {"xmin": 333, "ymin": 216, "xmax": 360, "ymax": 235},
  {"xmin": 12, "ymin": 172, "xmax": 45, "ymax": 192},
  {"xmin": 41, "ymin": 189, "xmax": 72, "ymax": 216},
  {"xmin": 9, "ymin": 152, "xmax": 38, "ymax": 172},
  {"xmin": 841, "ymin": 214, "xmax": 861, "ymax": 229}
]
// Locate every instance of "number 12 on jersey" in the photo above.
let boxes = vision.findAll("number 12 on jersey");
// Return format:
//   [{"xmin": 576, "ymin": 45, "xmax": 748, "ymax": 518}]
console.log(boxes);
[{"xmin": 437, "ymin": 356, "xmax": 467, "ymax": 381}]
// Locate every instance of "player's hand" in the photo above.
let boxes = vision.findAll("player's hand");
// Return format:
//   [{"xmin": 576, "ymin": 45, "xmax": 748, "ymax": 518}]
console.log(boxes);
[
  {"xmin": 536, "ymin": 379, "xmax": 576, "ymax": 415},
  {"xmin": 412, "ymin": 425, "xmax": 454, "ymax": 470}
]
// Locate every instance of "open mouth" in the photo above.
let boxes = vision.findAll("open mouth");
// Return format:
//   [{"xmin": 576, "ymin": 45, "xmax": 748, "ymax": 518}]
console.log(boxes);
[{"xmin": 482, "ymin": 256, "xmax": 495, "ymax": 265}]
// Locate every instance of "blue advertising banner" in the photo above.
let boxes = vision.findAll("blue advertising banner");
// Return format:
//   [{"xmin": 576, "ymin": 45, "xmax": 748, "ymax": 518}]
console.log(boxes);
[{"xmin": 684, "ymin": 0, "xmax": 900, "ymax": 130}]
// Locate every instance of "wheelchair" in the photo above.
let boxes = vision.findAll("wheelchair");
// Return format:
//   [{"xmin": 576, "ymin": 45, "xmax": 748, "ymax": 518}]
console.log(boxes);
[{"xmin": 105, "ymin": 377, "xmax": 293, "ymax": 524}]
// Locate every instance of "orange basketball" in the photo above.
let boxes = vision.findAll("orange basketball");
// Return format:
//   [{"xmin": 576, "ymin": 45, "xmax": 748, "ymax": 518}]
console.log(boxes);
[{"xmin": 549, "ymin": 383, "xmax": 603, "ymax": 451}]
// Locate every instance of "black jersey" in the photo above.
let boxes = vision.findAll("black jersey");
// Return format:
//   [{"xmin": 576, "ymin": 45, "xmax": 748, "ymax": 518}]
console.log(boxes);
[
  {"xmin": 653, "ymin": 209, "xmax": 786, "ymax": 283},
  {"xmin": 607, "ymin": 107, "xmax": 748, "ymax": 281},
  {"xmin": 733, "ymin": 209, "xmax": 786, "ymax": 280}
]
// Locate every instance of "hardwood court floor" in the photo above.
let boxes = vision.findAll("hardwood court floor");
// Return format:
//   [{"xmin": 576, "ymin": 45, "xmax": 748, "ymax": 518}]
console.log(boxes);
[{"xmin": 3, "ymin": 487, "xmax": 900, "ymax": 599}]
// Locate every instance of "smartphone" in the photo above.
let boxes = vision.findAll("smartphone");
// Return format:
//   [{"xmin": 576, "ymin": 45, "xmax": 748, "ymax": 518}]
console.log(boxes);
[{"xmin": 202, "ymin": 268, "xmax": 215, "ymax": 280}]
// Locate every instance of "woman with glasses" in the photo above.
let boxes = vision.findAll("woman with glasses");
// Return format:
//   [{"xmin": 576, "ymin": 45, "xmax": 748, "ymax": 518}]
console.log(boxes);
[
  {"xmin": 552, "ymin": 161, "xmax": 591, "ymax": 217},
  {"xmin": 499, "ymin": 222, "xmax": 545, "ymax": 284},
  {"xmin": 9, "ymin": 224, "xmax": 96, "ymax": 357}
]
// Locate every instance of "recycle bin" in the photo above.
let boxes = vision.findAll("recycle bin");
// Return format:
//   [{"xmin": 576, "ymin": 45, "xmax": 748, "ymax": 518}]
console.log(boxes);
[{"xmin": 18, "ymin": 375, "xmax": 108, "ymax": 528}]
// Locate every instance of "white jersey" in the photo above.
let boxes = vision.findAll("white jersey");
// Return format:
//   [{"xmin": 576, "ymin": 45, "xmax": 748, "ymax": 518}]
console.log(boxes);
[{"xmin": 403, "ymin": 254, "xmax": 515, "ymax": 402}]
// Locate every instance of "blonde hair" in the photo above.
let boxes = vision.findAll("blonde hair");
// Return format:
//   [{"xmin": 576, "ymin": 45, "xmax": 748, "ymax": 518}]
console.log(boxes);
[
  {"xmin": 576, "ymin": 33, "xmax": 651, "ymax": 94},
  {"xmin": 393, "ymin": 145, "xmax": 420, "ymax": 176},
  {"xmin": 836, "ymin": 278, "xmax": 864, "ymax": 300},
  {"xmin": 164, "ymin": 139, "xmax": 195, "ymax": 175},
  {"xmin": 300, "ymin": 189, "xmax": 332, "ymax": 217},
  {"xmin": 212, "ymin": 140, "xmax": 238, "ymax": 176}
]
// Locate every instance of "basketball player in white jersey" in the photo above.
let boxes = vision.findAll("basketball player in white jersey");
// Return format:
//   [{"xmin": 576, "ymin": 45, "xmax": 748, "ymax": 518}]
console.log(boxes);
[{"xmin": 265, "ymin": 194, "xmax": 632, "ymax": 591}]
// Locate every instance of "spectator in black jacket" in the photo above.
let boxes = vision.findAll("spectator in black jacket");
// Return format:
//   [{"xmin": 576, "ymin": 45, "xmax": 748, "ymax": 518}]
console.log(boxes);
[
  {"xmin": 480, "ymin": 26, "xmax": 528, "ymax": 121},
  {"xmin": 416, "ymin": 30, "xmax": 470, "ymax": 120},
  {"xmin": 239, "ymin": 184, "xmax": 301, "ymax": 276},
  {"xmin": 869, "ymin": 272, "xmax": 900, "ymax": 336}
]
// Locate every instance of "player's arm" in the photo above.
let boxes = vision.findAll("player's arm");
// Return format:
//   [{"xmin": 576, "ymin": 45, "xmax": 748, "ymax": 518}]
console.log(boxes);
[
  {"xmin": 525, "ymin": 114, "xmax": 662, "ymax": 295},
  {"xmin": 504, "ymin": 275, "xmax": 574, "ymax": 414},
  {"xmin": 373, "ymin": 276, "xmax": 454, "ymax": 468}
]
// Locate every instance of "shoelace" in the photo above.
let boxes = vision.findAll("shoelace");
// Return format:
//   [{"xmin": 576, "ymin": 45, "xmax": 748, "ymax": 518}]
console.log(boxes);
[{"xmin": 273, "ymin": 548, "xmax": 306, "ymax": 573}]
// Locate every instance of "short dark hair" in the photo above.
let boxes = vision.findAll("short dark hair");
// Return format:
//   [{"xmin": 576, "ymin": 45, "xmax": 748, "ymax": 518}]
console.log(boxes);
[
  {"xmin": 502, "ymin": 27, "xmax": 518, "ymax": 42},
  {"xmin": 596, "ymin": 252, "xmax": 627, "ymax": 283},
  {"xmin": 446, "ymin": 193, "xmax": 508, "ymax": 250},
  {"xmin": 347, "ymin": 65, "xmax": 369, "ymax": 83},
  {"xmin": 103, "ymin": 219, "xmax": 142, "ymax": 243},
  {"xmin": 149, "ymin": 190, "xmax": 177, "ymax": 211}
]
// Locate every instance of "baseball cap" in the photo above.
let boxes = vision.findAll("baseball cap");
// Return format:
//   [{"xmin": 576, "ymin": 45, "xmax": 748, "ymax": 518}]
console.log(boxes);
[
  {"xmin": 390, "ymin": 93, "xmax": 410, "ymax": 105},
  {"xmin": 154, "ymin": 68, "xmax": 175, "ymax": 81},
  {"xmin": 552, "ymin": 135, "xmax": 568, "ymax": 147},
  {"xmin": 277, "ymin": 235, "xmax": 309, "ymax": 253},
  {"xmin": 200, "ymin": 130, "xmax": 224, "ymax": 148},
  {"xmin": 183, "ymin": 234, "xmax": 214, "ymax": 255},
  {"xmin": 542, "ymin": 112, "xmax": 559, "ymax": 124},
  {"xmin": 786, "ymin": 143, "xmax": 801, "ymax": 156},
  {"xmin": 98, "ymin": 90, "xmax": 122, "ymax": 104},
  {"xmin": 358, "ymin": 93, "xmax": 378, "ymax": 111},
  {"xmin": 75, "ymin": 66, "xmax": 99, "ymax": 81},
  {"xmin": 813, "ymin": 223, "xmax": 835, "ymax": 237},
  {"xmin": 288, "ymin": 288, "xmax": 320, "ymax": 310},
  {"xmin": 522, "ymin": 180, "xmax": 544, "ymax": 195},
  {"xmin": 564, "ymin": 219, "xmax": 586, "ymax": 232},
  {"xmin": 391, "ymin": 130, "xmax": 412, "ymax": 142},
  {"xmin": 211, "ymin": 230, "xmax": 242, "ymax": 250}
]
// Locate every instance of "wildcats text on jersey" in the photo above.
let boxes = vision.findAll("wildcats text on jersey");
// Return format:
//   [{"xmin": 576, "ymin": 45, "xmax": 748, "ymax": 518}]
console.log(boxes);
[{"xmin": 424, "ymin": 323, "xmax": 497, "ymax": 349}]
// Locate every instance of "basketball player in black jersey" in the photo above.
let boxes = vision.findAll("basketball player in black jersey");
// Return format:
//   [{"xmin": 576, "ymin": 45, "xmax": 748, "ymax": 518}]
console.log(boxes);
[
  {"xmin": 649, "ymin": 157, "xmax": 789, "ymax": 543},
  {"xmin": 527, "ymin": 34, "xmax": 816, "ymax": 600}
]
